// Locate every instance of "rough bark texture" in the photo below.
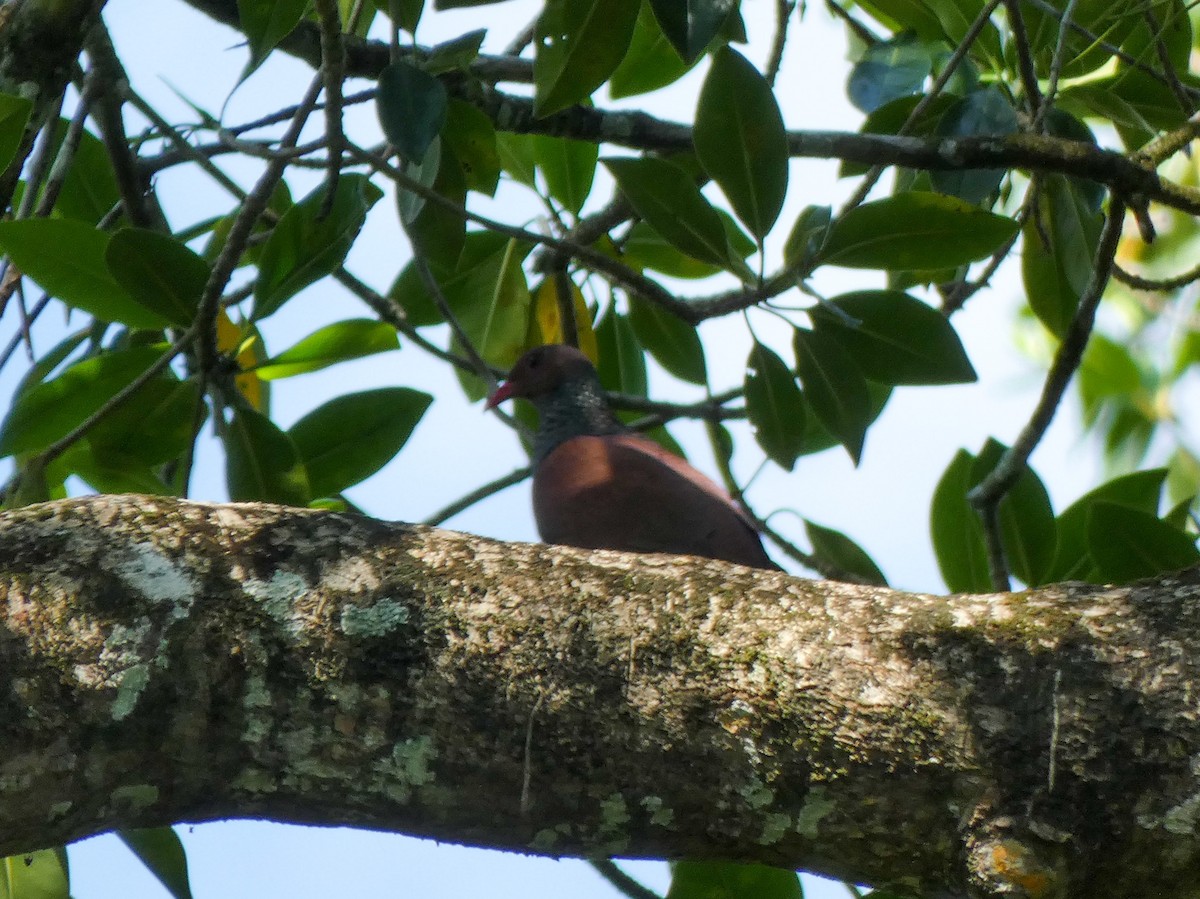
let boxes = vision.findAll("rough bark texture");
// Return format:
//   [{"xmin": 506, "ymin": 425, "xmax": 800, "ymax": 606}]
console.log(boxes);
[{"xmin": 2, "ymin": 496, "xmax": 1200, "ymax": 898}]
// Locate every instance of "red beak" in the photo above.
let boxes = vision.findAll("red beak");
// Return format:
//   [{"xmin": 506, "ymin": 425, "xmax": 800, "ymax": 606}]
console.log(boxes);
[{"xmin": 485, "ymin": 381, "xmax": 515, "ymax": 410}]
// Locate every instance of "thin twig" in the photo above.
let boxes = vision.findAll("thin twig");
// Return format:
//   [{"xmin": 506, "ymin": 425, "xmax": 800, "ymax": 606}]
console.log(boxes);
[
  {"xmin": 196, "ymin": 75, "xmax": 324, "ymax": 372},
  {"xmin": 1032, "ymin": 0, "xmax": 1080, "ymax": 133},
  {"xmin": 969, "ymin": 197, "xmax": 1127, "ymax": 527},
  {"xmin": 423, "ymin": 466, "xmax": 531, "ymax": 526},
  {"xmin": 1142, "ymin": 2, "xmax": 1194, "ymax": 118},
  {"xmin": 1113, "ymin": 260, "xmax": 1200, "ymax": 292},
  {"xmin": 588, "ymin": 860, "xmax": 663, "ymax": 899},
  {"xmin": 37, "ymin": 326, "xmax": 197, "ymax": 467},
  {"xmin": 314, "ymin": 0, "xmax": 347, "ymax": 217},
  {"xmin": 1004, "ymin": 0, "xmax": 1043, "ymax": 120},
  {"xmin": 765, "ymin": 0, "xmax": 797, "ymax": 87},
  {"xmin": 978, "ymin": 502, "xmax": 1010, "ymax": 593}
]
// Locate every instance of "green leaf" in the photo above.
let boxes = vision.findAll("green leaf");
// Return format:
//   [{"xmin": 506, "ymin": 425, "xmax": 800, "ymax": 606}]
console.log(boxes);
[
  {"xmin": 610, "ymin": 3, "xmax": 693, "ymax": 98},
  {"xmin": 289, "ymin": 387, "xmax": 432, "ymax": 497},
  {"xmin": 695, "ymin": 47, "xmax": 788, "ymax": 238},
  {"xmin": 820, "ymin": 192, "xmax": 1019, "ymax": 270},
  {"xmin": 1088, "ymin": 502, "xmax": 1200, "ymax": 582},
  {"xmin": 495, "ymin": 133, "xmax": 538, "ymax": 187},
  {"xmin": 1049, "ymin": 469, "xmax": 1168, "ymax": 582},
  {"xmin": 594, "ymin": 308, "xmax": 647, "ymax": 395},
  {"xmin": 376, "ymin": 61, "xmax": 448, "ymax": 161},
  {"xmin": 456, "ymin": 237, "xmax": 533, "ymax": 367},
  {"xmin": 256, "ymin": 319, "xmax": 399, "ymax": 380},
  {"xmin": 532, "ymin": 135, "xmax": 598, "ymax": 215},
  {"xmin": 254, "ymin": 174, "xmax": 383, "ymax": 319},
  {"xmin": 237, "ymin": 0, "xmax": 310, "ymax": 71},
  {"xmin": 783, "ymin": 205, "xmax": 832, "ymax": 269},
  {"xmin": 1078, "ymin": 333, "xmax": 1142, "ymax": 422},
  {"xmin": 389, "ymin": 0, "xmax": 424, "ymax": 31},
  {"xmin": 809, "ymin": 290, "xmax": 976, "ymax": 385},
  {"xmin": 534, "ymin": 0, "xmax": 640, "ymax": 117},
  {"xmin": 604, "ymin": 156, "xmax": 742, "ymax": 272},
  {"xmin": 408, "ymin": 140, "xmax": 467, "ymax": 269},
  {"xmin": 442, "ymin": 100, "xmax": 500, "ymax": 195},
  {"xmin": 0, "ymin": 92, "xmax": 32, "ymax": 172},
  {"xmin": 54, "ymin": 127, "xmax": 122, "ymax": 224},
  {"xmin": 0, "ymin": 346, "xmax": 169, "ymax": 458},
  {"xmin": 106, "ymin": 229, "xmax": 210, "ymax": 328},
  {"xmin": 0, "ymin": 220, "xmax": 168, "ymax": 328},
  {"xmin": 930, "ymin": 448, "xmax": 991, "ymax": 592},
  {"xmin": 796, "ymin": 378, "xmax": 891, "ymax": 457},
  {"xmin": 1022, "ymin": 175, "xmax": 1103, "ymax": 338},
  {"xmin": 117, "ymin": 828, "xmax": 193, "ymax": 899},
  {"xmin": 624, "ymin": 221, "xmax": 722, "ymax": 279},
  {"xmin": 628, "ymin": 297, "xmax": 706, "ymax": 384},
  {"xmin": 931, "ymin": 87, "xmax": 1018, "ymax": 204},
  {"xmin": 745, "ymin": 342, "xmax": 805, "ymax": 470},
  {"xmin": 648, "ymin": 0, "xmax": 737, "ymax": 63},
  {"xmin": 423, "ymin": 29, "xmax": 487, "ymax": 73},
  {"xmin": 0, "ymin": 848, "xmax": 69, "ymax": 899},
  {"xmin": 667, "ymin": 861, "xmax": 802, "ymax": 899},
  {"xmin": 847, "ymin": 33, "xmax": 933, "ymax": 113},
  {"xmin": 85, "ymin": 377, "xmax": 203, "ymax": 466},
  {"xmin": 225, "ymin": 407, "xmax": 310, "ymax": 505},
  {"xmin": 971, "ymin": 439, "xmax": 1057, "ymax": 587},
  {"xmin": 805, "ymin": 520, "xmax": 887, "ymax": 585},
  {"xmin": 794, "ymin": 328, "xmax": 870, "ymax": 463},
  {"xmin": 395, "ymin": 135, "xmax": 441, "ymax": 225}
]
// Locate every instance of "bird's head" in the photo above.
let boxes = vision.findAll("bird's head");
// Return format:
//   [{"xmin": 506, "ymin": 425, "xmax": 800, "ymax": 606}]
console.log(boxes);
[{"xmin": 485, "ymin": 344, "xmax": 596, "ymax": 409}]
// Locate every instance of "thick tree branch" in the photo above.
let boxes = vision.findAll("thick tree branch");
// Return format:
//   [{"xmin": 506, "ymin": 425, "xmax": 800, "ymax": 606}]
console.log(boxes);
[{"xmin": 4, "ymin": 496, "xmax": 1200, "ymax": 899}]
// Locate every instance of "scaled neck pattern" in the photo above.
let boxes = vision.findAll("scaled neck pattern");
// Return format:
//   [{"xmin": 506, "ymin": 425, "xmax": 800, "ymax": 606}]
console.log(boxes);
[{"xmin": 531, "ymin": 374, "xmax": 626, "ymax": 466}]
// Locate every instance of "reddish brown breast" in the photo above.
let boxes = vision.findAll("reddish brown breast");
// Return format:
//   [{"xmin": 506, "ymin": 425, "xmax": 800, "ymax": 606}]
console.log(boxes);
[{"xmin": 532, "ymin": 433, "xmax": 777, "ymax": 570}]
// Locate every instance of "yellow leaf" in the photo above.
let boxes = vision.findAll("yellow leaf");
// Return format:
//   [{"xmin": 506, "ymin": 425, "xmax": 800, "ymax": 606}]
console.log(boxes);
[
  {"xmin": 217, "ymin": 311, "xmax": 268, "ymax": 412},
  {"xmin": 530, "ymin": 276, "xmax": 598, "ymax": 362}
]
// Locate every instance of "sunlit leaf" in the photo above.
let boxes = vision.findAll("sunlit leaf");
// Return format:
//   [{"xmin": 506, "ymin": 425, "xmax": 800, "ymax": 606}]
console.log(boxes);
[
  {"xmin": 0, "ymin": 220, "xmax": 167, "ymax": 329},
  {"xmin": 0, "ymin": 346, "xmax": 170, "ymax": 458},
  {"xmin": 256, "ymin": 319, "xmax": 399, "ymax": 380},
  {"xmin": 0, "ymin": 847, "xmax": 69, "ymax": 899},
  {"xmin": 610, "ymin": 4, "xmax": 693, "ymax": 98}
]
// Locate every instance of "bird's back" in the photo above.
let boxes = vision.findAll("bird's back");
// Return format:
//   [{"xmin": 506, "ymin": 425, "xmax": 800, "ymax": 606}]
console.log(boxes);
[{"xmin": 533, "ymin": 433, "xmax": 778, "ymax": 570}]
